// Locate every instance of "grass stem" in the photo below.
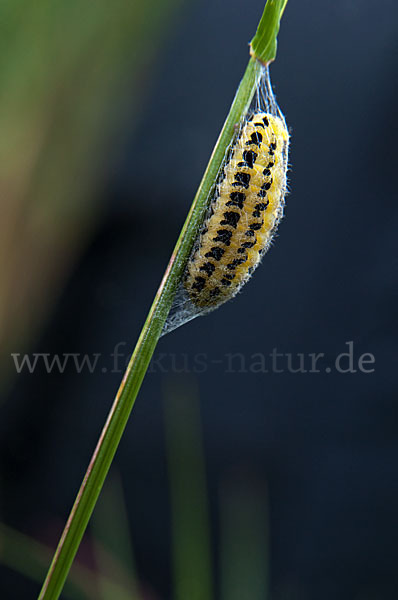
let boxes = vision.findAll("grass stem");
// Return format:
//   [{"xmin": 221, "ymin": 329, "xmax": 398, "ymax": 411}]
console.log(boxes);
[{"xmin": 38, "ymin": 2, "xmax": 288, "ymax": 597}]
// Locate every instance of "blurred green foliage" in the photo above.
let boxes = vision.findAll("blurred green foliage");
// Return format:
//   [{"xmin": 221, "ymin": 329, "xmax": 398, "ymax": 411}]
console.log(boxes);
[
  {"xmin": 164, "ymin": 378, "xmax": 213, "ymax": 600},
  {"xmin": 0, "ymin": 376, "xmax": 270, "ymax": 599},
  {"xmin": 0, "ymin": 0, "xmax": 184, "ymax": 389}
]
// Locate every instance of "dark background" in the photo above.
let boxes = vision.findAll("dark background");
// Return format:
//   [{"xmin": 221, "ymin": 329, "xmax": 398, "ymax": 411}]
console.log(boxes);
[{"xmin": 1, "ymin": 0, "xmax": 397, "ymax": 598}]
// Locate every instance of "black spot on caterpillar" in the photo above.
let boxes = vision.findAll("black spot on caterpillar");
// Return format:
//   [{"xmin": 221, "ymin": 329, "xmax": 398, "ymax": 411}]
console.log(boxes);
[
  {"xmin": 213, "ymin": 229, "xmax": 232, "ymax": 245},
  {"xmin": 199, "ymin": 262, "xmax": 216, "ymax": 276},
  {"xmin": 221, "ymin": 278, "xmax": 232, "ymax": 287},
  {"xmin": 248, "ymin": 222, "xmax": 263, "ymax": 231},
  {"xmin": 252, "ymin": 201, "xmax": 269, "ymax": 218},
  {"xmin": 246, "ymin": 131, "xmax": 263, "ymax": 146},
  {"xmin": 185, "ymin": 111, "xmax": 289, "ymax": 308},
  {"xmin": 205, "ymin": 246, "xmax": 225, "ymax": 261},
  {"xmin": 220, "ymin": 211, "xmax": 241, "ymax": 228},
  {"xmin": 232, "ymin": 172, "xmax": 251, "ymax": 189},
  {"xmin": 192, "ymin": 276, "xmax": 206, "ymax": 292},
  {"xmin": 226, "ymin": 191, "xmax": 245, "ymax": 209},
  {"xmin": 239, "ymin": 150, "xmax": 257, "ymax": 168}
]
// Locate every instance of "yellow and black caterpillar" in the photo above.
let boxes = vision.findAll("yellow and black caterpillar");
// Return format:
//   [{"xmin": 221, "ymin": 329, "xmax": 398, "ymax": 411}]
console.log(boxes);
[{"xmin": 184, "ymin": 111, "xmax": 289, "ymax": 308}]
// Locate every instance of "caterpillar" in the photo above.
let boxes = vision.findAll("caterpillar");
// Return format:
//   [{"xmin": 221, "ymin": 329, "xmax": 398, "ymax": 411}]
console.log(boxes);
[{"xmin": 184, "ymin": 111, "xmax": 289, "ymax": 309}]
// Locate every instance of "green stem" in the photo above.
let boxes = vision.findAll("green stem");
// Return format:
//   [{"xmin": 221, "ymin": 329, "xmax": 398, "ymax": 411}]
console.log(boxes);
[
  {"xmin": 39, "ymin": 56, "xmax": 261, "ymax": 600},
  {"xmin": 250, "ymin": 0, "xmax": 288, "ymax": 64},
  {"xmin": 38, "ymin": 2, "xmax": 288, "ymax": 598}
]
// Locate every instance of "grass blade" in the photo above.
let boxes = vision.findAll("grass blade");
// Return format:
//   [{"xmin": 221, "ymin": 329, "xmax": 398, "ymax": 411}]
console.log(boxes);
[
  {"xmin": 219, "ymin": 480, "xmax": 269, "ymax": 600},
  {"xmin": 0, "ymin": 521, "xmax": 126, "ymax": 599},
  {"xmin": 91, "ymin": 472, "xmax": 140, "ymax": 599},
  {"xmin": 38, "ymin": 2, "xmax": 288, "ymax": 597},
  {"xmin": 163, "ymin": 378, "xmax": 213, "ymax": 600}
]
